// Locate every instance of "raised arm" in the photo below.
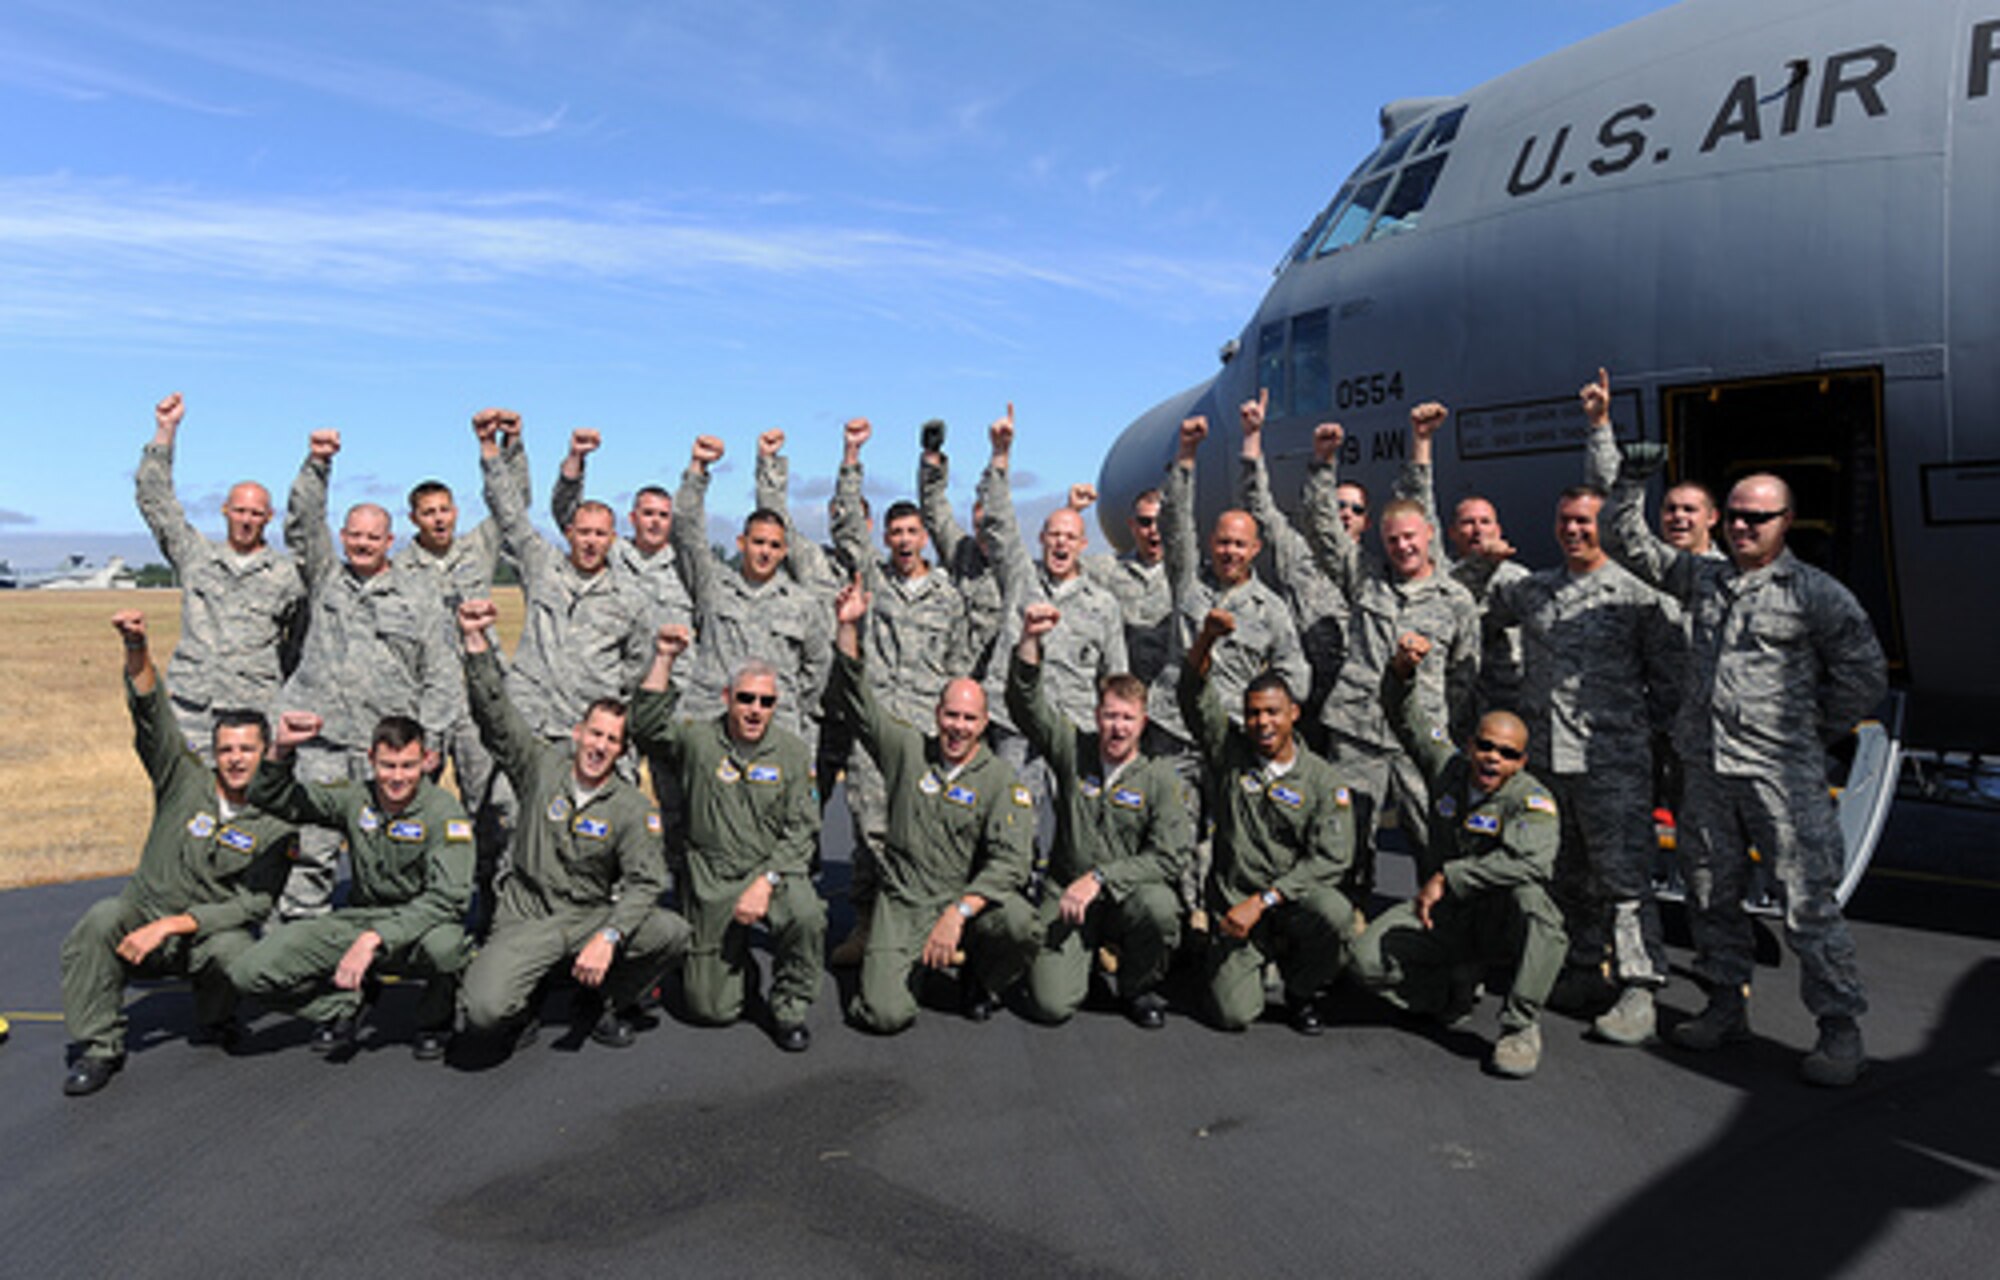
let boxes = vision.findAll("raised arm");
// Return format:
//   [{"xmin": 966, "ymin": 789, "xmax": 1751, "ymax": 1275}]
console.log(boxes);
[
  {"xmin": 1581, "ymin": 370, "xmax": 1694, "ymax": 602},
  {"xmin": 831, "ymin": 419, "xmax": 885, "ymax": 592},
  {"xmin": 755, "ymin": 429, "xmax": 836, "ymax": 589},
  {"xmin": 456, "ymin": 599, "xmax": 541, "ymax": 787},
  {"xmin": 246, "ymin": 711, "xmax": 348, "ymax": 827},
  {"xmin": 1381, "ymin": 633, "xmax": 1455, "ymax": 790},
  {"xmin": 917, "ymin": 439, "xmax": 972, "ymax": 568},
  {"xmin": 1236, "ymin": 397, "xmax": 1318, "ymax": 582},
  {"xmin": 476, "ymin": 408, "xmax": 545, "ymax": 576},
  {"xmin": 669, "ymin": 436, "xmax": 725, "ymax": 607},
  {"xmin": 974, "ymin": 405, "xmax": 1033, "ymax": 603},
  {"xmin": 113, "ymin": 611, "xmax": 187, "ymax": 792},
  {"xmin": 1300, "ymin": 424, "xmax": 1360, "ymax": 597},
  {"xmin": 1003, "ymin": 603, "xmax": 1074, "ymax": 765},
  {"xmin": 549, "ymin": 428, "xmax": 599, "ymax": 532},
  {"xmin": 285, "ymin": 430, "xmax": 341, "ymax": 586},
  {"xmin": 134, "ymin": 393, "xmax": 201, "ymax": 567},
  {"xmin": 1175, "ymin": 609, "xmax": 1237, "ymax": 767},
  {"xmin": 1163, "ymin": 414, "xmax": 1206, "ymax": 609},
  {"xmin": 827, "ymin": 579, "xmax": 893, "ymax": 764}
]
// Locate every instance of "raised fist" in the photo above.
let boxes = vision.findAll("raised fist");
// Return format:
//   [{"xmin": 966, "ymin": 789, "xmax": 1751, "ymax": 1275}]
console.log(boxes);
[
  {"xmin": 988, "ymin": 403, "xmax": 1016, "ymax": 454},
  {"xmin": 276, "ymin": 710, "xmax": 324, "ymax": 750},
  {"xmin": 568, "ymin": 428, "xmax": 601, "ymax": 458},
  {"xmin": 1199, "ymin": 608, "xmax": 1237, "ymax": 642},
  {"xmin": 1179, "ymin": 415, "xmax": 1209, "ymax": 455},
  {"xmin": 1579, "ymin": 368, "xmax": 1611, "ymax": 428},
  {"xmin": 1022, "ymin": 601, "xmax": 1061, "ymax": 639},
  {"xmin": 757, "ymin": 428, "xmax": 786, "ymax": 458},
  {"xmin": 1067, "ymin": 483, "xmax": 1097, "ymax": 512},
  {"xmin": 1239, "ymin": 388, "xmax": 1269, "ymax": 434},
  {"xmin": 1409, "ymin": 402, "xmax": 1448, "ymax": 441},
  {"xmin": 155, "ymin": 393, "xmax": 185, "ymax": 435},
  {"xmin": 1618, "ymin": 440, "xmax": 1668, "ymax": 481},
  {"xmin": 1391, "ymin": 631, "xmax": 1432, "ymax": 678},
  {"xmin": 691, "ymin": 435, "xmax": 726, "ymax": 466},
  {"xmin": 654, "ymin": 623, "xmax": 691, "ymax": 659},
  {"xmin": 1312, "ymin": 422, "xmax": 1344, "ymax": 463},
  {"xmin": 309, "ymin": 429, "xmax": 341, "ymax": 462},
  {"xmin": 834, "ymin": 577, "xmax": 872, "ymax": 626},
  {"xmin": 457, "ymin": 598, "xmax": 500, "ymax": 637},
  {"xmin": 844, "ymin": 418, "xmax": 872, "ymax": 449},
  {"xmin": 110, "ymin": 611, "xmax": 147, "ymax": 643}
]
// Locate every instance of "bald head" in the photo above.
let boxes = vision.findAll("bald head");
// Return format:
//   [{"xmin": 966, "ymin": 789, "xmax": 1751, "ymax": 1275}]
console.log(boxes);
[
  {"xmin": 1468, "ymin": 709, "xmax": 1529, "ymax": 792},
  {"xmin": 222, "ymin": 482, "xmax": 274, "ymax": 553},
  {"xmin": 935, "ymin": 677, "xmax": 989, "ymax": 767},
  {"xmin": 1723, "ymin": 473, "xmax": 1794, "ymax": 571},
  {"xmin": 1040, "ymin": 506, "xmax": 1086, "ymax": 580},
  {"xmin": 1209, "ymin": 508, "xmax": 1262, "ymax": 585}
]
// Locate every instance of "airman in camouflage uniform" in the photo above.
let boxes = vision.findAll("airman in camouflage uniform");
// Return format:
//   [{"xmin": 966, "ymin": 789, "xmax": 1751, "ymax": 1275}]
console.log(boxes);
[
  {"xmin": 1074, "ymin": 483, "xmax": 1173, "ymax": 692},
  {"xmin": 918, "ymin": 425, "xmax": 1007, "ymax": 684},
  {"xmin": 830, "ymin": 582, "xmax": 1037, "ymax": 1034},
  {"xmin": 1586, "ymin": 370, "xmax": 1887, "ymax": 1086},
  {"xmin": 278, "ymin": 430, "xmax": 458, "ymax": 920},
  {"xmin": 393, "ymin": 411, "xmax": 532, "ymax": 932},
  {"xmin": 1237, "ymin": 407, "xmax": 1354, "ymax": 732},
  {"xmin": 133, "ymin": 393, "xmax": 305, "ymax": 758},
  {"xmin": 230, "ymin": 711, "xmax": 473, "ymax": 1059},
  {"xmin": 1179, "ymin": 610, "xmax": 1355, "ymax": 1034},
  {"xmin": 1007, "ymin": 605, "xmax": 1190, "ymax": 1027},
  {"xmin": 670, "ymin": 435, "xmax": 832, "ymax": 745},
  {"xmin": 631, "ymin": 628, "xmax": 825, "ymax": 1052},
  {"xmin": 1397, "ymin": 411, "xmax": 1532, "ymax": 712},
  {"xmin": 826, "ymin": 419, "xmax": 972, "ymax": 955},
  {"xmin": 976, "ymin": 407, "xmax": 1128, "ymax": 825},
  {"xmin": 1301, "ymin": 416, "xmax": 1481, "ymax": 915},
  {"xmin": 454, "ymin": 601, "xmax": 689, "ymax": 1050},
  {"xmin": 1479, "ymin": 484, "xmax": 1683, "ymax": 1045},
  {"xmin": 482, "ymin": 418, "xmax": 656, "ymax": 745},
  {"xmin": 1352, "ymin": 635, "xmax": 1567, "ymax": 1078},
  {"xmin": 60, "ymin": 613, "xmax": 299, "ymax": 1097}
]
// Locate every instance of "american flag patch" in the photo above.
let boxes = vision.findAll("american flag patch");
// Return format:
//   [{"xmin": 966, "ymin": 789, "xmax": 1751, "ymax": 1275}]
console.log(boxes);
[{"xmin": 1525, "ymin": 794, "xmax": 1557, "ymax": 816}]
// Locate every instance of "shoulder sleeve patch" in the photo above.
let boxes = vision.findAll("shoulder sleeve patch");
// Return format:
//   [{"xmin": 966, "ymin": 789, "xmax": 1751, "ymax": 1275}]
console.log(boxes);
[
  {"xmin": 646, "ymin": 812, "xmax": 663, "ymax": 835},
  {"xmin": 1525, "ymin": 793, "xmax": 1558, "ymax": 816},
  {"xmin": 1012, "ymin": 784, "xmax": 1033, "ymax": 808},
  {"xmin": 445, "ymin": 819, "xmax": 473, "ymax": 842}
]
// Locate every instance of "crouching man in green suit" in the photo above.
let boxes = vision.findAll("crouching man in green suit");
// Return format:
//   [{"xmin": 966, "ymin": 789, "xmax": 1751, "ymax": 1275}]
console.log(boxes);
[{"xmin": 630, "ymin": 624, "xmax": 825, "ymax": 1052}]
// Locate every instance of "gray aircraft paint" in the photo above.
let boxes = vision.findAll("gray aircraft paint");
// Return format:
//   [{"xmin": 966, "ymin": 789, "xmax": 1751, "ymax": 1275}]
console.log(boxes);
[{"xmin": 1098, "ymin": 0, "xmax": 1999, "ymax": 749}]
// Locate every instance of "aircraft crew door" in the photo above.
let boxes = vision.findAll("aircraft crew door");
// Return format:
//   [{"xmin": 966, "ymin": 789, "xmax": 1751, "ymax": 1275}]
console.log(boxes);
[{"xmin": 1664, "ymin": 368, "xmax": 1905, "ymax": 668}]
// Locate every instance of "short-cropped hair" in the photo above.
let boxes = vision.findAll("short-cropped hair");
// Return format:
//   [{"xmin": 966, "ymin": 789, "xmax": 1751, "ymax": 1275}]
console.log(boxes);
[
  {"xmin": 211, "ymin": 708, "xmax": 270, "ymax": 750},
  {"xmin": 408, "ymin": 480, "xmax": 452, "ymax": 509},
  {"xmin": 371, "ymin": 715, "xmax": 426, "ymax": 753},
  {"xmin": 1098, "ymin": 672, "xmax": 1148, "ymax": 707},
  {"xmin": 1243, "ymin": 671, "xmax": 1296, "ymax": 705}
]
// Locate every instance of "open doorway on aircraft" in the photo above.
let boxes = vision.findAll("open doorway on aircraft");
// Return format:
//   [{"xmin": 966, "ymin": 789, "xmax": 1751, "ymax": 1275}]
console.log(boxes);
[
  {"xmin": 1665, "ymin": 368, "xmax": 1905, "ymax": 668},
  {"xmin": 1656, "ymin": 369, "xmax": 1906, "ymax": 914}
]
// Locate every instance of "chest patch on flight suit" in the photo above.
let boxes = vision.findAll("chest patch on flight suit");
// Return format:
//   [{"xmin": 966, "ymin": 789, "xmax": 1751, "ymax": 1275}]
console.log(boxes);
[
  {"xmin": 217, "ymin": 825, "xmax": 258, "ymax": 854},
  {"xmin": 387, "ymin": 819, "xmax": 426, "ymax": 842},
  {"xmin": 1268, "ymin": 784, "xmax": 1304, "ymax": 809},
  {"xmin": 1430, "ymin": 726, "xmax": 1448, "ymax": 742},
  {"xmin": 645, "ymin": 813, "xmax": 662, "ymax": 835},
  {"xmin": 1437, "ymin": 795, "xmax": 1457, "ymax": 819},
  {"xmin": 1110, "ymin": 787, "xmax": 1145, "ymax": 810},
  {"xmin": 187, "ymin": 813, "xmax": 217, "ymax": 839},
  {"xmin": 919, "ymin": 772, "xmax": 942, "ymax": 796},
  {"xmin": 1012, "ymin": 785, "xmax": 1033, "ymax": 808},
  {"xmin": 1079, "ymin": 776, "xmax": 1103, "ymax": 799},
  {"xmin": 547, "ymin": 796, "xmax": 571, "ymax": 822},
  {"xmin": 358, "ymin": 807, "xmax": 380, "ymax": 833},
  {"xmin": 945, "ymin": 784, "xmax": 978, "ymax": 808},
  {"xmin": 1334, "ymin": 787, "xmax": 1352, "ymax": 808},
  {"xmin": 1239, "ymin": 772, "xmax": 1264, "ymax": 795},
  {"xmin": 746, "ymin": 763, "xmax": 781, "ymax": 785},
  {"xmin": 1464, "ymin": 812, "xmax": 1500, "ymax": 836},
  {"xmin": 715, "ymin": 760, "xmax": 742, "ymax": 784},
  {"xmin": 1525, "ymin": 794, "xmax": 1558, "ymax": 816},
  {"xmin": 445, "ymin": 819, "xmax": 473, "ymax": 842},
  {"xmin": 574, "ymin": 816, "xmax": 611, "ymax": 840}
]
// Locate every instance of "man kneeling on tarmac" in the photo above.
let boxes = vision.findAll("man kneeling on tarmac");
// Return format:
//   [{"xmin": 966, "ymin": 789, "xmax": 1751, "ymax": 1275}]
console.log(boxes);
[
  {"xmin": 1352, "ymin": 633, "xmax": 1567, "ymax": 1078},
  {"xmin": 454, "ymin": 599, "xmax": 689, "ymax": 1053},
  {"xmin": 228, "ymin": 711, "xmax": 474, "ymax": 1061}
]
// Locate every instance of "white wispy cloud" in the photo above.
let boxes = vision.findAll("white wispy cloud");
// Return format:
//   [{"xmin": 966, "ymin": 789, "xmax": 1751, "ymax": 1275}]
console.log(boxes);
[
  {"xmin": 0, "ymin": 177, "xmax": 1264, "ymax": 340},
  {"xmin": 0, "ymin": 41, "xmax": 242, "ymax": 115}
]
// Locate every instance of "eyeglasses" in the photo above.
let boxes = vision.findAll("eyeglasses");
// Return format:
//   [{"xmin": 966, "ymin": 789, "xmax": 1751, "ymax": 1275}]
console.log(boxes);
[
  {"xmin": 733, "ymin": 691, "xmax": 778, "ymax": 708},
  {"xmin": 1725, "ymin": 507, "xmax": 1789, "ymax": 528},
  {"xmin": 1337, "ymin": 501, "xmax": 1367, "ymax": 515},
  {"xmin": 1131, "ymin": 515, "xmax": 1158, "ymax": 528},
  {"xmin": 1471, "ymin": 736, "xmax": 1526, "ymax": 762}
]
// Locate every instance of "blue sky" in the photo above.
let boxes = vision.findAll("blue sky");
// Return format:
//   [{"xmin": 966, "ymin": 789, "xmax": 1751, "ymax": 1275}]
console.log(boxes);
[{"xmin": 0, "ymin": 0, "xmax": 1670, "ymax": 563}]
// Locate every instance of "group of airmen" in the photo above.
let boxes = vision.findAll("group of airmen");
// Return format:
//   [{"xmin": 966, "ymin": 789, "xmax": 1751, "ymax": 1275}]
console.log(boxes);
[{"xmin": 58, "ymin": 371, "xmax": 1887, "ymax": 1099}]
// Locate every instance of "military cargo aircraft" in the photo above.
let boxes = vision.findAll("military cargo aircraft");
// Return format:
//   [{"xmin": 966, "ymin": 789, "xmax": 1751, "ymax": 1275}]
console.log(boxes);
[{"xmin": 1098, "ymin": 0, "xmax": 1999, "ymax": 761}]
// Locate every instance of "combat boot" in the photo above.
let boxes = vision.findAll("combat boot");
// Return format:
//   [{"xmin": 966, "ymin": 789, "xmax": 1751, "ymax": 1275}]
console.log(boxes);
[
  {"xmin": 1591, "ymin": 986, "xmax": 1657, "ymax": 1046},
  {"xmin": 1669, "ymin": 983, "xmax": 1750, "ymax": 1051},
  {"xmin": 1490, "ymin": 1023, "xmax": 1542, "ymax": 1078},
  {"xmin": 1800, "ymin": 1015, "xmax": 1866, "ymax": 1087}
]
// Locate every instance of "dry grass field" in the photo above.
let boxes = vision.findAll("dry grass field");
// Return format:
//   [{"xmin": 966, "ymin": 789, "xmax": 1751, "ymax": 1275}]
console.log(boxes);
[{"xmin": 0, "ymin": 587, "xmax": 524, "ymax": 891}]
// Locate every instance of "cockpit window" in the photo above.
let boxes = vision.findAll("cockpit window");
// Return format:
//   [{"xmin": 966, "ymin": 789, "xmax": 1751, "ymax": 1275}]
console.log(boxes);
[
  {"xmin": 1415, "ymin": 106, "xmax": 1466, "ymax": 154},
  {"xmin": 1313, "ymin": 175, "xmax": 1389, "ymax": 256},
  {"xmin": 1366, "ymin": 155, "xmax": 1447, "ymax": 241},
  {"xmin": 1300, "ymin": 102, "xmax": 1466, "ymax": 259}
]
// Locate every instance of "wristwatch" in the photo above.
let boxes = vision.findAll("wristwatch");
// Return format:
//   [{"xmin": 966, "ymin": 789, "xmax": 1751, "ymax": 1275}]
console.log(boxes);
[
  {"xmin": 764, "ymin": 870, "xmax": 782, "ymax": 887},
  {"xmin": 1259, "ymin": 889, "xmax": 1280, "ymax": 909},
  {"xmin": 1089, "ymin": 869, "xmax": 1107, "ymax": 886},
  {"xmin": 598, "ymin": 926, "xmax": 623, "ymax": 946},
  {"xmin": 955, "ymin": 900, "xmax": 977, "ymax": 919}
]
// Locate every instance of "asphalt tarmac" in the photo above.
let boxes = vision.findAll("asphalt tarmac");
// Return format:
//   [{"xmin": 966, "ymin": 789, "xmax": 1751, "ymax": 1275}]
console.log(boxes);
[{"xmin": 3, "ymin": 794, "xmax": 1995, "ymax": 1279}]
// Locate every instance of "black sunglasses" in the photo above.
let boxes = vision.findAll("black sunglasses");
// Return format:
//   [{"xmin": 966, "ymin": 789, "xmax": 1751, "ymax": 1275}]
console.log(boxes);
[
  {"xmin": 1131, "ymin": 514, "xmax": 1159, "ymax": 528},
  {"xmin": 733, "ymin": 691, "xmax": 778, "ymax": 708},
  {"xmin": 1337, "ymin": 500, "xmax": 1367, "ymax": 515},
  {"xmin": 1472, "ymin": 736, "xmax": 1526, "ymax": 762},
  {"xmin": 1725, "ymin": 507, "xmax": 1789, "ymax": 528}
]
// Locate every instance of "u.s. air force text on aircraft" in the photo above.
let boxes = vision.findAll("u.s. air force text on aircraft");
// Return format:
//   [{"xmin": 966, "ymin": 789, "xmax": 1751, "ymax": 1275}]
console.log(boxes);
[{"xmin": 1506, "ymin": 22, "xmax": 2000, "ymax": 199}]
